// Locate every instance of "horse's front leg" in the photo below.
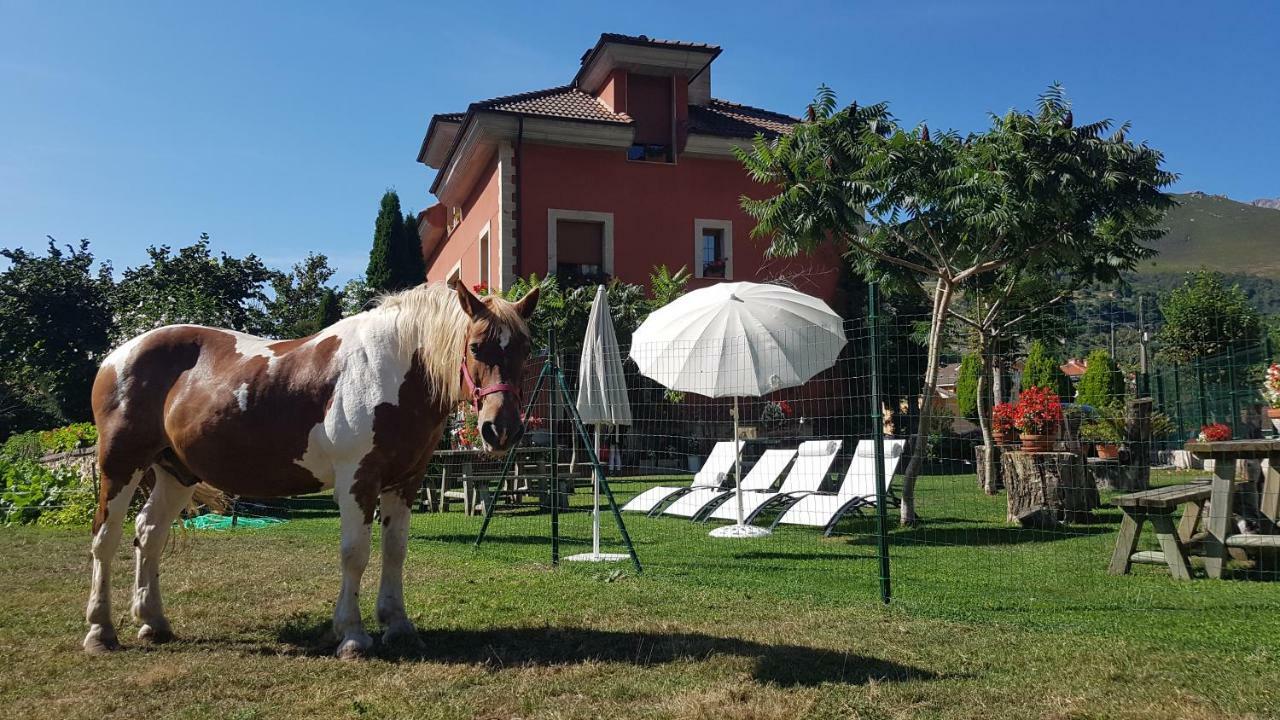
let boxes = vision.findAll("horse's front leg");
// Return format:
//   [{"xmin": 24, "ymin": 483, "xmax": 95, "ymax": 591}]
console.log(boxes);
[
  {"xmin": 376, "ymin": 486, "xmax": 419, "ymax": 648},
  {"xmin": 333, "ymin": 467, "xmax": 373, "ymax": 660}
]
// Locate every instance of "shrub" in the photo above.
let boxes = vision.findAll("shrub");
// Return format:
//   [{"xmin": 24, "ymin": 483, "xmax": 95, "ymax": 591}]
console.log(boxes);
[
  {"xmin": 1075, "ymin": 350, "xmax": 1125, "ymax": 409},
  {"xmin": 1021, "ymin": 340, "xmax": 1071, "ymax": 399},
  {"xmin": 0, "ymin": 456, "xmax": 87, "ymax": 525},
  {"xmin": 955, "ymin": 353, "xmax": 982, "ymax": 421},
  {"xmin": 2, "ymin": 422, "xmax": 97, "ymax": 460}
]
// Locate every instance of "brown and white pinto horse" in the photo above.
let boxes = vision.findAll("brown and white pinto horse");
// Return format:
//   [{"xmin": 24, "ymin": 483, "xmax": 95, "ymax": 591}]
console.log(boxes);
[{"xmin": 84, "ymin": 282, "xmax": 537, "ymax": 659}]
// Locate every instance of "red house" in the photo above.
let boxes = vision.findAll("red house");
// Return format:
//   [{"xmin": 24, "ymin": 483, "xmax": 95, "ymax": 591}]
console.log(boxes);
[{"xmin": 415, "ymin": 33, "xmax": 839, "ymax": 299}]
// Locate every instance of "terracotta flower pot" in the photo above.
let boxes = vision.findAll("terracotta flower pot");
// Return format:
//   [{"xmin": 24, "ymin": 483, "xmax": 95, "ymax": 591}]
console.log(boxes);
[
  {"xmin": 998, "ymin": 430, "xmax": 1020, "ymax": 445},
  {"xmin": 1268, "ymin": 407, "xmax": 1280, "ymax": 434},
  {"xmin": 1019, "ymin": 433, "xmax": 1054, "ymax": 452},
  {"xmin": 1095, "ymin": 443, "xmax": 1121, "ymax": 460}
]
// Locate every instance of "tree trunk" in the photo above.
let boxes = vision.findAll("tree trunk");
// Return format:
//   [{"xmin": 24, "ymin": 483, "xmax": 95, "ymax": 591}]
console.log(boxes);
[
  {"xmin": 1002, "ymin": 451, "xmax": 1098, "ymax": 527},
  {"xmin": 974, "ymin": 331, "xmax": 998, "ymax": 495},
  {"xmin": 900, "ymin": 280, "xmax": 953, "ymax": 526}
]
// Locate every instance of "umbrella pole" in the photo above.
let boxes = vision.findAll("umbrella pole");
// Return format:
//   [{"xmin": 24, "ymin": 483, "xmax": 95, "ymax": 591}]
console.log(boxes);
[
  {"xmin": 593, "ymin": 425, "xmax": 602, "ymax": 556},
  {"xmin": 734, "ymin": 396, "xmax": 745, "ymax": 526}
]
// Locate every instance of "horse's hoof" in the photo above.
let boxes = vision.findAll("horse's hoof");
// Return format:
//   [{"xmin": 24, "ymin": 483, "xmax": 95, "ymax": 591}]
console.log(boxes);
[
  {"xmin": 83, "ymin": 628, "xmax": 121, "ymax": 654},
  {"xmin": 138, "ymin": 624, "xmax": 174, "ymax": 644},
  {"xmin": 382, "ymin": 622, "xmax": 423, "ymax": 652},
  {"xmin": 336, "ymin": 635, "xmax": 372, "ymax": 661}
]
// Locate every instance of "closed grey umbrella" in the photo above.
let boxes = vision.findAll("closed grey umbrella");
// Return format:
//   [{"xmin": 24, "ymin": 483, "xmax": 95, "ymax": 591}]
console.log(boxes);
[{"xmin": 568, "ymin": 285, "xmax": 632, "ymax": 562}]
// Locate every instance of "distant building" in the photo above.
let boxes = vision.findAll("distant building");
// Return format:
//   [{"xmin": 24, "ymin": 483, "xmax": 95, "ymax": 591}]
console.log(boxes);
[{"xmin": 414, "ymin": 33, "xmax": 839, "ymax": 299}]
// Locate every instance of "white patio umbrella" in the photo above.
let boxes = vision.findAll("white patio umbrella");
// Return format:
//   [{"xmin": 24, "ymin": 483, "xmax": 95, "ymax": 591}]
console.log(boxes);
[
  {"xmin": 629, "ymin": 282, "xmax": 846, "ymax": 537},
  {"xmin": 566, "ymin": 285, "xmax": 633, "ymax": 562}
]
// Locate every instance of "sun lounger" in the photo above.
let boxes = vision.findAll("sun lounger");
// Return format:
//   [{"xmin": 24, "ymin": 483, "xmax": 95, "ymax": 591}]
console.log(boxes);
[
  {"xmin": 661, "ymin": 448, "xmax": 797, "ymax": 519},
  {"xmin": 621, "ymin": 440, "xmax": 740, "ymax": 515},
  {"xmin": 706, "ymin": 440, "xmax": 841, "ymax": 524},
  {"xmin": 773, "ymin": 438, "xmax": 905, "ymax": 535}
]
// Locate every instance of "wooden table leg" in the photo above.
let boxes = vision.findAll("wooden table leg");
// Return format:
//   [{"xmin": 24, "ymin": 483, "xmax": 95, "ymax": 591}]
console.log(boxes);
[
  {"xmin": 1109, "ymin": 510, "xmax": 1144, "ymax": 575},
  {"xmin": 1178, "ymin": 499, "xmax": 1204, "ymax": 542},
  {"xmin": 438, "ymin": 467, "xmax": 450, "ymax": 513},
  {"xmin": 1204, "ymin": 459, "xmax": 1237, "ymax": 579},
  {"xmin": 1263, "ymin": 452, "xmax": 1280, "ymax": 525},
  {"xmin": 1149, "ymin": 511, "xmax": 1193, "ymax": 580}
]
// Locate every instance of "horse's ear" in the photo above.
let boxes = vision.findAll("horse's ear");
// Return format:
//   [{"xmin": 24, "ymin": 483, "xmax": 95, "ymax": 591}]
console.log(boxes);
[
  {"xmin": 455, "ymin": 282, "xmax": 485, "ymax": 319},
  {"xmin": 513, "ymin": 286, "xmax": 540, "ymax": 320}
]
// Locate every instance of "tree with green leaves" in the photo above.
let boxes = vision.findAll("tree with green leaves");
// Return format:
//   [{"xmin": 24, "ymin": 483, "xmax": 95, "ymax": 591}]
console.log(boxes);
[
  {"xmin": 365, "ymin": 191, "xmax": 426, "ymax": 293},
  {"xmin": 1076, "ymin": 349, "xmax": 1125, "ymax": 409},
  {"xmin": 265, "ymin": 252, "xmax": 339, "ymax": 338},
  {"xmin": 1157, "ymin": 271, "xmax": 1263, "ymax": 364},
  {"xmin": 313, "ymin": 288, "xmax": 342, "ymax": 331},
  {"xmin": 366, "ymin": 191, "xmax": 402, "ymax": 293},
  {"xmin": 0, "ymin": 239, "xmax": 115, "ymax": 435},
  {"xmin": 112, "ymin": 234, "xmax": 274, "ymax": 342},
  {"xmin": 739, "ymin": 84, "xmax": 1173, "ymax": 524},
  {"xmin": 397, "ymin": 211, "xmax": 426, "ymax": 288}
]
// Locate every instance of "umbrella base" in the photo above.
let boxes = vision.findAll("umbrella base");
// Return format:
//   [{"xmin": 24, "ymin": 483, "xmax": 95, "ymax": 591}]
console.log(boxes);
[
  {"xmin": 563, "ymin": 552, "xmax": 630, "ymax": 562},
  {"xmin": 708, "ymin": 524, "xmax": 772, "ymax": 538}
]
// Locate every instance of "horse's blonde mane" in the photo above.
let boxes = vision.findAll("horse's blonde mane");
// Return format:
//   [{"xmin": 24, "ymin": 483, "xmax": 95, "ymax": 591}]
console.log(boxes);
[{"xmin": 372, "ymin": 283, "xmax": 530, "ymax": 407}]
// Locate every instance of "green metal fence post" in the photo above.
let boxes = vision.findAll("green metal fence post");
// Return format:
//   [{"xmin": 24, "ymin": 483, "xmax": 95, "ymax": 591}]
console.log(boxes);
[
  {"xmin": 548, "ymin": 329, "xmax": 560, "ymax": 567},
  {"xmin": 1227, "ymin": 345, "xmax": 1240, "ymax": 435},
  {"xmin": 868, "ymin": 282, "xmax": 891, "ymax": 606},
  {"xmin": 1172, "ymin": 364, "xmax": 1186, "ymax": 440},
  {"xmin": 1196, "ymin": 357, "xmax": 1209, "ymax": 427}
]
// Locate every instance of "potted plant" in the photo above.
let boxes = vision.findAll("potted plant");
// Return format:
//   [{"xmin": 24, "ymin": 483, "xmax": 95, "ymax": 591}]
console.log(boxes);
[
  {"xmin": 992, "ymin": 402, "xmax": 1019, "ymax": 445},
  {"xmin": 1264, "ymin": 363, "xmax": 1280, "ymax": 433},
  {"xmin": 759, "ymin": 399, "xmax": 794, "ymax": 435},
  {"xmin": 1079, "ymin": 412, "xmax": 1125, "ymax": 459},
  {"xmin": 1013, "ymin": 386, "xmax": 1063, "ymax": 452}
]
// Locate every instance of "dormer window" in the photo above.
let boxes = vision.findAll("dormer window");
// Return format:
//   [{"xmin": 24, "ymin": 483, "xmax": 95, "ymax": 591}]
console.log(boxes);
[{"xmin": 626, "ymin": 74, "xmax": 674, "ymax": 163}]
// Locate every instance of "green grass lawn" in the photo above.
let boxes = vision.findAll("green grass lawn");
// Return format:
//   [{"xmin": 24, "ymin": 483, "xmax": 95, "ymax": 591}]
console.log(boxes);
[{"xmin": 1, "ymin": 470, "xmax": 1277, "ymax": 719}]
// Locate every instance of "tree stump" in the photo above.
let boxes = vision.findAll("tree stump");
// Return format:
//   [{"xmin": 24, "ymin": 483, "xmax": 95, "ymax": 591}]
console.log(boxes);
[
  {"xmin": 1001, "ymin": 451, "xmax": 1098, "ymax": 527},
  {"xmin": 974, "ymin": 444, "xmax": 1006, "ymax": 494}
]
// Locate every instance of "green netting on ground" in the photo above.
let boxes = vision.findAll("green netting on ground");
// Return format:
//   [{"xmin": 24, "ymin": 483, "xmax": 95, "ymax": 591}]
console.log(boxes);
[{"xmin": 183, "ymin": 513, "xmax": 285, "ymax": 531}]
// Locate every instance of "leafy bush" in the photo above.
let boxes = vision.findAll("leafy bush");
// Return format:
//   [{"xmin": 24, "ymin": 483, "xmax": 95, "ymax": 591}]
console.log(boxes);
[
  {"xmin": 1075, "ymin": 350, "xmax": 1125, "ymax": 409},
  {"xmin": 0, "ymin": 456, "xmax": 91, "ymax": 525},
  {"xmin": 955, "ymin": 353, "xmax": 982, "ymax": 421},
  {"xmin": 1021, "ymin": 340, "xmax": 1071, "ymax": 398},
  {"xmin": 2, "ymin": 422, "xmax": 97, "ymax": 460}
]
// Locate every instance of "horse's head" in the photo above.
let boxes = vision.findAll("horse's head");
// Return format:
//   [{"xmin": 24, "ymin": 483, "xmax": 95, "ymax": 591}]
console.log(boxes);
[{"xmin": 456, "ymin": 283, "xmax": 540, "ymax": 453}]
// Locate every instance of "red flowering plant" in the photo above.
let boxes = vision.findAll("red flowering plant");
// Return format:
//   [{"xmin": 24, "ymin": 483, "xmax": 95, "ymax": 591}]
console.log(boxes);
[
  {"xmin": 472, "ymin": 282, "xmax": 489, "ymax": 295},
  {"xmin": 1012, "ymin": 387, "xmax": 1063, "ymax": 436},
  {"xmin": 992, "ymin": 402, "xmax": 1017, "ymax": 437},
  {"xmin": 1264, "ymin": 363, "xmax": 1280, "ymax": 409},
  {"xmin": 450, "ymin": 403, "xmax": 481, "ymax": 450},
  {"xmin": 521, "ymin": 413, "xmax": 545, "ymax": 431},
  {"xmin": 1197, "ymin": 423, "xmax": 1231, "ymax": 442}
]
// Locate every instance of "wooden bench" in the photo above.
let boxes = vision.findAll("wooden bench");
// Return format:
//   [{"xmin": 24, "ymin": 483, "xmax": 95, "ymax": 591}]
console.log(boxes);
[{"xmin": 1109, "ymin": 481, "xmax": 1212, "ymax": 580}]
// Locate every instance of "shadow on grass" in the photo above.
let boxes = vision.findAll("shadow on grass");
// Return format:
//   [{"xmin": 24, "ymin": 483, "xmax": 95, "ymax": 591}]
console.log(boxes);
[{"xmin": 272, "ymin": 615, "xmax": 940, "ymax": 687}]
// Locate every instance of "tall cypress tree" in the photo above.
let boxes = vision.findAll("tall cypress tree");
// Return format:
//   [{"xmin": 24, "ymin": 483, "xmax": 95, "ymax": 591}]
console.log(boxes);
[
  {"xmin": 395, "ymin": 211, "xmax": 426, "ymax": 289},
  {"xmin": 365, "ymin": 191, "xmax": 402, "ymax": 293},
  {"xmin": 313, "ymin": 288, "xmax": 342, "ymax": 330}
]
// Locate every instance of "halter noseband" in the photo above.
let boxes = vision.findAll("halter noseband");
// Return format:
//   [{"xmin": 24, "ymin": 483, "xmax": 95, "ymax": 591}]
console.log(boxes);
[{"xmin": 459, "ymin": 359, "xmax": 521, "ymax": 412}]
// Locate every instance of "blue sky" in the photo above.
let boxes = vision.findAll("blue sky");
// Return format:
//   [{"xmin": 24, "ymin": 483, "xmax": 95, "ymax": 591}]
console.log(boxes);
[{"xmin": 2, "ymin": 0, "xmax": 1277, "ymax": 282}]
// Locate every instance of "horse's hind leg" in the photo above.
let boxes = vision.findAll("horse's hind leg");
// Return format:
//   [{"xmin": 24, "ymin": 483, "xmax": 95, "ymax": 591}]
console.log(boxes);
[
  {"xmin": 376, "ymin": 486, "xmax": 418, "ymax": 647},
  {"xmin": 84, "ymin": 467, "xmax": 145, "ymax": 653},
  {"xmin": 132, "ymin": 465, "xmax": 195, "ymax": 643}
]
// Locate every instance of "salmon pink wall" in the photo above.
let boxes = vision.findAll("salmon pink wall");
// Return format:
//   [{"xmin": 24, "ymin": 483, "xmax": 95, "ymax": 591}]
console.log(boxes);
[
  {"xmin": 425, "ymin": 155, "xmax": 499, "ymax": 288},
  {"xmin": 518, "ymin": 142, "xmax": 841, "ymax": 302}
]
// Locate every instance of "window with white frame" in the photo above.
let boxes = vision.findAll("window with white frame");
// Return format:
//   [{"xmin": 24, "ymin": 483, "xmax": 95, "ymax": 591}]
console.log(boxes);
[
  {"xmin": 694, "ymin": 219, "xmax": 732, "ymax": 279},
  {"xmin": 478, "ymin": 223, "xmax": 491, "ymax": 291},
  {"xmin": 548, "ymin": 209, "xmax": 613, "ymax": 286}
]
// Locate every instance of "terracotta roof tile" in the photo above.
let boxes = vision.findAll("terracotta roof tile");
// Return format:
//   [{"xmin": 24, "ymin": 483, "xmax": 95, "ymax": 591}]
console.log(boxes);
[
  {"xmin": 688, "ymin": 99, "xmax": 798, "ymax": 139},
  {"xmin": 580, "ymin": 33, "xmax": 721, "ymax": 63},
  {"xmin": 473, "ymin": 86, "xmax": 630, "ymax": 124}
]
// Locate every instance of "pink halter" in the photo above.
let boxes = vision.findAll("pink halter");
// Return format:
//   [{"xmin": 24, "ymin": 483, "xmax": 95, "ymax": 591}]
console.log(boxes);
[{"xmin": 459, "ymin": 359, "xmax": 521, "ymax": 412}]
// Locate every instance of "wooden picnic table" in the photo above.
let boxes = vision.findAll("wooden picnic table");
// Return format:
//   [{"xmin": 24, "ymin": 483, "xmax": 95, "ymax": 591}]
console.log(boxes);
[
  {"xmin": 420, "ymin": 447, "xmax": 568, "ymax": 516},
  {"xmin": 1110, "ymin": 440, "xmax": 1280, "ymax": 579},
  {"xmin": 1184, "ymin": 440, "xmax": 1280, "ymax": 578}
]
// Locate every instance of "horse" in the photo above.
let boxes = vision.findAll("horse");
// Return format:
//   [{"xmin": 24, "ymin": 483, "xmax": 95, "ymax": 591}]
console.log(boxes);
[{"xmin": 83, "ymin": 282, "xmax": 538, "ymax": 659}]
